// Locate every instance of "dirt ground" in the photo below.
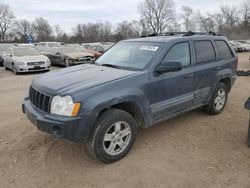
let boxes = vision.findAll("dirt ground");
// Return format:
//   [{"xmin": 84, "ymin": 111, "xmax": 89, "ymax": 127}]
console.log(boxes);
[{"xmin": 0, "ymin": 54, "xmax": 250, "ymax": 188}]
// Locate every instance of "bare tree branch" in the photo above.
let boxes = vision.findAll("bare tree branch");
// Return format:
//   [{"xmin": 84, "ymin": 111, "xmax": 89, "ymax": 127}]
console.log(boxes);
[{"xmin": 138, "ymin": 0, "xmax": 176, "ymax": 33}]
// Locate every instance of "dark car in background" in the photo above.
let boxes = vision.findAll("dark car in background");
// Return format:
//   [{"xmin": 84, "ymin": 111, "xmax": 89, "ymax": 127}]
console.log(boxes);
[
  {"xmin": 82, "ymin": 43, "xmax": 114, "ymax": 53},
  {"xmin": 0, "ymin": 55, "xmax": 3, "ymax": 66},
  {"xmin": 48, "ymin": 47, "xmax": 95, "ymax": 67},
  {"xmin": 22, "ymin": 33, "xmax": 237, "ymax": 163}
]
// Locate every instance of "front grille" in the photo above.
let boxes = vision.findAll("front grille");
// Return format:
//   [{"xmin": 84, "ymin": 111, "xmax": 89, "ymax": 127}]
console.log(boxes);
[
  {"xmin": 79, "ymin": 56, "xmax": 94, "ymax": 62},
  {"xmin": 27, "ymin": 61, "xmax": 45, "ymax": 66},
  {"xmin": 29, "ymin": 86, "xmax": 52, "ymax": 113}
]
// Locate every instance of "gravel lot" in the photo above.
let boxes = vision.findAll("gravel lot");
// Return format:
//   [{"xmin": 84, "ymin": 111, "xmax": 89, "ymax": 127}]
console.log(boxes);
[{"xmin": 0, "ymin": 54, "xmax": 250, "ymax": 188}]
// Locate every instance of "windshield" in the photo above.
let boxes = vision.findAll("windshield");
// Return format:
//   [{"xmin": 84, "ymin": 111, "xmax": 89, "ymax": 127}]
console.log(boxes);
[
  {"xmin": 96, "ymin": 42, "xmax": 162, "ymax": 70},
  {"xmin": 13, "ymin": 48, "xmax": 40, "ymax": 56},
  {"xmin": 61, "ymin": 47, "xmax": 83, "ymax": 54},
  {"xmin": 0, "ymin": 44, "xmax": 13, "ymax": 52},
  {"xmin": 48, "ymin": 43, "xmax": 62, "ymax": 48}
]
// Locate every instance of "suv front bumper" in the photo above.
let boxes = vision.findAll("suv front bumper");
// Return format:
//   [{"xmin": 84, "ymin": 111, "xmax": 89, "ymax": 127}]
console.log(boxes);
[{"xmin": 22, "ymin": 98, "xmax": 91, "ymax": 143}]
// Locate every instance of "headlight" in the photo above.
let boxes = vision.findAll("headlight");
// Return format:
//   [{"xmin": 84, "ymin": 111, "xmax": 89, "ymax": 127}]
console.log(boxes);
[
  {"xmin": 46, "ymin": 59, "xmax": 51, "ymax": 65},
  {"xmin": 15, "ymin": 61, "xmax": 25, "ymax": 65},
  {"xmin": 50, "ymin": 95, "xmax": 81, "ymax": 117}
]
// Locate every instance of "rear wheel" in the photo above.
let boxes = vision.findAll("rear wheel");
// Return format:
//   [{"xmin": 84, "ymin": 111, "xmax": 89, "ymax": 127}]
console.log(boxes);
[
  {"xmin": 204, "ymin": 82, "xmax": 228, "ymax": 115},
  {"xmin": 87, "ymin": 109, "xmax": 137, "ymax": 163}
]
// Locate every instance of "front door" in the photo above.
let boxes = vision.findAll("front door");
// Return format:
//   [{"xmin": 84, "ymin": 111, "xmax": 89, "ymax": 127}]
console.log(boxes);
[{"xmin": 149, "ymin": 42, "xmax": 195, "ymax": 122}]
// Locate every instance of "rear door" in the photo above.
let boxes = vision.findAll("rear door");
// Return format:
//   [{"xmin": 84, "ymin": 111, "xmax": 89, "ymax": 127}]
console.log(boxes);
[
  {"xmin": 215, "ymin": 40, "xmax": 236, "ymax": 78},
  {"xmin": 193, "ymin": 40, "xmax": 220, "ymax": 105}
]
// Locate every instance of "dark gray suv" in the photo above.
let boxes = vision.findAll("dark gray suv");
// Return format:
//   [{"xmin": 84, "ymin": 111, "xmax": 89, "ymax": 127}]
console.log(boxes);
[{"xmin": 22, "ymin": 33, "xmax": 237, "ymax": 163}]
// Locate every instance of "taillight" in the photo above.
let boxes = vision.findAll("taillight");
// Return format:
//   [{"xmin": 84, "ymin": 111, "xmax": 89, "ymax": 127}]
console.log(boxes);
[{"xmin": 235, "ymin": 56, "xmax": 238, "ymax": 70}]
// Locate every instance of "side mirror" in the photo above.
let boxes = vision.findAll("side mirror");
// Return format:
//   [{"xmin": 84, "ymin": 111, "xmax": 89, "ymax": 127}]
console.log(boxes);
[{"xmin": 156, "ymin": 61, "xmax": 182, "ymax": 74}]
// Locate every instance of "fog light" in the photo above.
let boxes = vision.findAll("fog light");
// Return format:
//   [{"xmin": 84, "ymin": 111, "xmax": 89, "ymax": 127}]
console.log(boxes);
[{"xmin": 52, "ymin": 126, "xmax": 63, "ymax": 138}]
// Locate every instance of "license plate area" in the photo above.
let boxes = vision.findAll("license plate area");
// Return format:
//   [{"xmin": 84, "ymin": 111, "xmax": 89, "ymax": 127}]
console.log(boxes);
[{"xmin": 34, "ymin": 66, "xmax": 41, "ymax": 69}]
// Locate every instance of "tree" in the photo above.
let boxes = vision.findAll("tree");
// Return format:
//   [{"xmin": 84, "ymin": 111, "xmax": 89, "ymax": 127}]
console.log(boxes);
[
  {"xmin": 181, "ymin": 6, "xmax": 195, "ymax": 31},
  {"xmin": 240, "ymin": 0, "xmax": 250, "ymax": 28},
  {"xmin": 195, "ymin": 11, "xmax": 215, "ymax": 32},
  {"xmin": 0, "ymin": 3, "xmax": 15, "ymax": 42},
  {"xmin": 115, "ymin": 21, "xmax": 141, "ymax": 40},
  {"xmin": 72, "ymin": 24, "xmax": 84, "ymax": 42},
  {"xmin": 32, "ymin": 17, "xmax": 53, "ymax": 41},
  {"xmin": 211, "ymin": 13, "xmax": 224, "ymax": 32},
  {"xmin": 220, "ymin": 5, "xmax": 239, "ymax": 29},
  {"xmin": 15, "ymin": 19, "xmax": 32, "ymax": 42},
  {"xmin": 98, "ymin": 21, "xmax": 113, "ymax": 42},
  {"xmin": 138, "ymin": 0, "xmax": 176, "ymax": 33},
  {"xmin": 54, "ymin": 24, "xmax": 64, "ymax": 41}
]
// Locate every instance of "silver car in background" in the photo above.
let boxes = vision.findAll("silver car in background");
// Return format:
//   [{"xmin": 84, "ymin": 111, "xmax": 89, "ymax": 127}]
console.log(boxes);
[
  {"xmin": 0, "ymin": 44, "xmax": 14, "ymax": 66},
  {"xmin": 3, "ymin": 47, "xmax": 51, "ymax": 74}
]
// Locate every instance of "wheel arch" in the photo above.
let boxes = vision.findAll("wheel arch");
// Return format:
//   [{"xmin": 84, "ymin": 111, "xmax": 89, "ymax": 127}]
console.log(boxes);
[
  {"xmin": 219, "ymin": 77, "xmax": 232, "ymax": 92},
  {"xmin": 98, "ymin": 101, "xmax": 145, "ymax": 129}
]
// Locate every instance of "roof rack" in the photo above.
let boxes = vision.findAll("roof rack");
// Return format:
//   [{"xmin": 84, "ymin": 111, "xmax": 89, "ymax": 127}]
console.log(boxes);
[{"xmin": 141, "ymin": 31, "xmax": 221, "ymax": 38}]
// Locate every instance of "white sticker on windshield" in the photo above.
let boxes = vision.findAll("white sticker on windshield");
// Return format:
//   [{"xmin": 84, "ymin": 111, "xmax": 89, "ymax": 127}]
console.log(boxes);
[{"xmin": 140, "ymin": 46, "xmax": 159, "ymax": 51}]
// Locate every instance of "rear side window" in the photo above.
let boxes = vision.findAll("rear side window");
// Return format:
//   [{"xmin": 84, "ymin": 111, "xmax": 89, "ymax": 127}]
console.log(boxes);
[
  {"xmin": 215, "ymin": 40, "xmax": 233, "ymax": 60},
  {"xmin": 194, "ymin": 41, "xmax": 216, "ymax": 64}
]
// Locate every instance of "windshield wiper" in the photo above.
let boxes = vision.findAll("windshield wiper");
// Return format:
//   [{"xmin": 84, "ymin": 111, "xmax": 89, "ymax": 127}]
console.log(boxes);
[
  {"xmin": 97, "ymin": 63, "xmax": 139, "ymax": 71},
  {"xmin": 101, "ymin": 64, "xmax": 121, "ymax": 69}
]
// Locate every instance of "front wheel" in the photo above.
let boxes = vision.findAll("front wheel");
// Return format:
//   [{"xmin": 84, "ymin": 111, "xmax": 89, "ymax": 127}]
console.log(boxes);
[
  {"xmin": 3, "ymin": 61, "xmax": 8, "ymax": 70},
  {"xmin": 87, "ymin": 109, "xmax": 137, "ymax": 163},
  {"xmin": 204, "ymin": 82, "xmax": 228, "ymax": 115},
  {"xmin": 12, "ymin": 63, "xmax": 18, "ymax": 75},
  {"xmin": 65, "ymin": 59, "xmax": 70, "ymax": 67}
]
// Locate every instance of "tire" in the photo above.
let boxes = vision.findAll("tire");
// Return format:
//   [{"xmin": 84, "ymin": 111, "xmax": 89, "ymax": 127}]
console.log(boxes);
[
  {"xmin": 203, "ymin": 82, "xmax": 228, "ymax": 115},
  {"xmin": 87, "ymin": 109, "xmax": 137, "ymax": 163},
  {"xmin": 3, "ymin": 62, "xmax": 8, "ymax": 70},
  {"xmin": 12, "ymin": 63, "xmax": 18, "ymax": 75},
  {"xmin": 65, "ymin": 59, "xmax": 70, "ymax": 67}
]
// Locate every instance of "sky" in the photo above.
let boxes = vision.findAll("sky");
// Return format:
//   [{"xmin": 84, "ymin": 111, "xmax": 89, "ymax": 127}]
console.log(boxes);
[{"xmin": 0, "ymin": 0, "xmax": 245, "ymax": 33}]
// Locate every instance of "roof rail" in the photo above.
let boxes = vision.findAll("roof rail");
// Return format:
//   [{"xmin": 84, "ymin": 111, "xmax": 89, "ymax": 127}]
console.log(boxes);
[{"xmin": 141, "ymin": 31, "xmax": 221, "ymax": 38}]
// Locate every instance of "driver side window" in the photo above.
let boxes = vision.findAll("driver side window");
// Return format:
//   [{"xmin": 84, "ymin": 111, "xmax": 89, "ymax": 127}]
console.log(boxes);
[{"xmin": 162, "ymin": 42, "xmax": 191, "ymax": 68}]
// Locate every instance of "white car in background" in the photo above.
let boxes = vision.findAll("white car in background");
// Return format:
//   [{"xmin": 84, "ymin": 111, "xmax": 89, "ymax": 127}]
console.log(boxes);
[
  {"xmin": 3, "ymin": 47, "xmax": 51, "ymax": 74},
  {"xmin": 235, "ymin": 40, "xmax": 250, "ymax": 51},
  {"xmin": 14, "ymin": 43, "xmax": 34, "ymax": 48},
  {"xmin": 0, "ymin": 44, "xmax": 14, "ymax": 66},
  {"xmin": 35, "ymin": 42, "xmax": 64, "ymax": 55},
  {"xmin": 229, "ymin": 41, "xmax": 244, "ymax": 52}
]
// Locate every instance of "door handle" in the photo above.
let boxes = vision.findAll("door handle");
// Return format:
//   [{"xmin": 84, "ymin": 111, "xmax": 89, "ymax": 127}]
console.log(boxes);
[
  {"xmin": 213, "ymin": 67, "xmax": 220, "ymax": 71},
  {"xmin": 184, "ymin": 74, "xmax": 194, "ymax": 78}
]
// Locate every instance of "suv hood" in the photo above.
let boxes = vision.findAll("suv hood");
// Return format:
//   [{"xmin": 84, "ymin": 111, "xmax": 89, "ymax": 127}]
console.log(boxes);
[
  {"xmin": 32, "ymin": 64, "xmax": 138, "ymax": 95},
  {"xmin": 65, "ymin": 52, "xmax": 94, "ymax": 59}
]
